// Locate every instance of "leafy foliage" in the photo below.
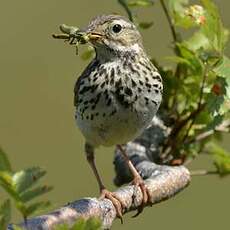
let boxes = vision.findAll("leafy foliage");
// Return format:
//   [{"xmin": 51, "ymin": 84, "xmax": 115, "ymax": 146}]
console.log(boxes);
[
  {"xmin": 0, "ymin": 147, "xmax": 52, "ymax": 226},
  {"xmin": 0, "ymin": 199, "xmax": 11, "ymax": 229}
]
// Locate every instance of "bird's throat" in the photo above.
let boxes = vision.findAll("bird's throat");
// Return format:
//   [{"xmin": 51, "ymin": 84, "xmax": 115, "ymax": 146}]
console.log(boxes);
[{"xmin": 95, "ymin": 43, "xmax": 144, "ymax": 62}]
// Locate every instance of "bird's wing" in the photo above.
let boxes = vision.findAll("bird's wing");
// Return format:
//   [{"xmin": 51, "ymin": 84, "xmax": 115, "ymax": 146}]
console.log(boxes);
[{"xmin": 74, "ymin": 59, "xmax": 98, "ymax": 107}]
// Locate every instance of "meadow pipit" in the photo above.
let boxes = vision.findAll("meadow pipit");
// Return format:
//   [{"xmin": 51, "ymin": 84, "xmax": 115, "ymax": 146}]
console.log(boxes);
[{"xmin": 67, "ymin": 15, "xmax": 162, "ymax": 219}]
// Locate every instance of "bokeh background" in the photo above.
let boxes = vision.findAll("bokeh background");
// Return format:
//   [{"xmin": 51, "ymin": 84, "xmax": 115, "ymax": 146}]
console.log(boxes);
[{"xmin": 0, "ymin": 0, "xmax": 229, "ymax": 229}]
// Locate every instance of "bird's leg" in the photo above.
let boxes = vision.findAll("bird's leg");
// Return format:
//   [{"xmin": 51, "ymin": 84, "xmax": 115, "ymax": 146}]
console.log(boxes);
[
  {"xmin": 85, "ymin": 143, "xmax": 124, "ymax": 220},
  {"xmin": 117, "ymin": 144, "xmax": 151, "ymax": 217}
]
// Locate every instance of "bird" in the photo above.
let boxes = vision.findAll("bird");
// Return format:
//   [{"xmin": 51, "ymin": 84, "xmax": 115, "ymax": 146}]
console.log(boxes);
[{"xmin": 74, "ymin": 14, "xmax": 163, "ymax": 219}]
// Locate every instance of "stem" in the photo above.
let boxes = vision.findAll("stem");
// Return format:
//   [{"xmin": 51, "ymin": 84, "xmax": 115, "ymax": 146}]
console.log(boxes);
[
  {"xmin": 159, "ymin": 0, "xmax": 178, "ymax": 43},
  {"xmin": 186, "ymin": 119, "xmax": 230, "ymax": 144},
  {"xmin": 159, "ymin": 0, "xmax": 183, "ymax": 114},
  {"xmin": 182, "ymin": 65, "xmax": 208, "ymax": 143},
  {"xmin": 118, "ymin": 0, "xmax": 134, "ymax": 22},
  {"xmin": 190, "ymin": 170, "xmax": 218, "ymax": 176}
]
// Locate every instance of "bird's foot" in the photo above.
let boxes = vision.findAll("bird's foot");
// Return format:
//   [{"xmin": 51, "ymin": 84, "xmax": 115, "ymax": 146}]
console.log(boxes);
[
  {"xmin": 131, "ymin": 176, "xmax": 151, "ymax": 217},
  {"xmin": 99, "ymin": 189, "xmax": 124, "ymax": 222}
]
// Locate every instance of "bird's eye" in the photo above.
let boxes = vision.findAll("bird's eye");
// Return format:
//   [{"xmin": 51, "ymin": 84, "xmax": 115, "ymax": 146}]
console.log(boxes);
[{"xmin": 112, "ymin": 24, "xmax": 122, "ymax": 33}]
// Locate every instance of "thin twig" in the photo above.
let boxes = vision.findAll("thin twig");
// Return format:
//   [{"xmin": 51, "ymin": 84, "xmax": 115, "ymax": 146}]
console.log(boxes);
[
  {"xmin": 186, "ymin": 119, "xmax": 230, "ymax": 144},
  {"xmin": 182, "ymin": 65, "xmax": 208, "ymax": 143},
  {"xmin": 190, "ymin": 170, "xmax": 218, "ymax": 176},
  {"xmin": 162, "ymin": 104, "xmax": 205, "ymax": 157},
  {"xmin": 159, "ymin": 0, "xmax": 178, "ymax": 43},
  {"xmin": 159, "ymin": 0, "xmax": 183, "ymax": 115},
  {"xmin": 118, "ymin": 0, "xmax": 134, "ymax": 22}
]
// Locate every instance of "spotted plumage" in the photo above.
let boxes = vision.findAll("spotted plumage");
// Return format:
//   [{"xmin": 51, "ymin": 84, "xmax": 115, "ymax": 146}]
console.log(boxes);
[
  {"xmin": 74, "ymin": 36, "xmax": 162, "ymax": 146},
  {"xmin": 72, "ymin": 14, "xmax": 163, "ymax": 217}
]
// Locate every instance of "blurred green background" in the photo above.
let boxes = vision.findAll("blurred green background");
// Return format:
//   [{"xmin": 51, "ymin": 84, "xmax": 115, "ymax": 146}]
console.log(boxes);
[{"xmin": 0, "ymin": 0, "xmax": 229, "ymax": 229}]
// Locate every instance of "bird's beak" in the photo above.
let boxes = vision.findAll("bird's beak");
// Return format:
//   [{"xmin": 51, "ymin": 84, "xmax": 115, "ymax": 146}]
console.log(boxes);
[{"xmin": 87, "ymin": 32, "xmax": 103, "ymax": 41}]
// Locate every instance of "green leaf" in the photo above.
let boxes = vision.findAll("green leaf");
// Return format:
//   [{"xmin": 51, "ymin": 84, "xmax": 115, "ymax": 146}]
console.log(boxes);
[
  {"xmin": 205, "ymin": 114, "xmax": 224, "ymax": 131},
  {"xmin": 54, "ymin": 218, "xmax": 102, "ymax": 230},
  {"xmin": 213, "ymin": 56, "xmax": 230, "ymax": 79},
  {"xmin": 213, "ymin": 56, "xmax": 230, "ymax": 100},
  {"xmin": 12, "ymin": 167, "xmax": 46, "ymax": 193},
  {"xmin": 118, "ymin": 0, "xmax": 134, "ymax": 22},
  {"xmin": 84, "ymin": 218, "xmax": 101, "ymax": 230},
  {"xmin": 0, "ymin": 171, "xmax": 21, "ymax": 202},
  {"xmin": 168, "ymin": 0, "xmax": 194, "ymax": 28},
  {"xmin": 0, "ymin": 147, "xmax": 12, "ymax": 172},
  {"xmin": 138, "ymin": 21, "xmax": 154, "ymax": 29},
  {"xmin": 166, "ymin": 55, "xmax": 193, "ymax": 67},
  {"xmin": 81, "ymin": 47, "xmax": 95, "ymax": 61},
  {"xmin": 168, "ymin": 0, "xmax": 188, "ymax": 15},
  {"xmin": 184, "ymin": 31, "xmax": 210, "ymax": 52},
  {"xmin": 71, "ymin": 219, "xmax": 86, "ymax": 230},
  {"xmin": 0, "ymin": 199, "xmax": 11, "ymax": 229},
  {"xmin": 25, "ymin": 201, "xmax": 51, "ymax": 216},
  {"xmin": 127, "ymin": 0, "xmax": 154, "ymax": 7},
  {"xmin": 201, "ymin": 0, "xmax": 226, "ymax": 52},
  {"xmin": 10, "ymin": 225, "xmax": 23, "ymax": 230},
  {"xmin": 208, "ymin": 143, "xmax": 230, "ymax": 176},
  {"xmin": 206, "ymin": 77, "xmax": 227, "ymax": 115},
  {"xmin": 176, "ymin": 44, "xmax": 204, "ymax": 74},
  {"xmin": 20, "ymin": 185, "xmax": 53, "ymax": 203}
]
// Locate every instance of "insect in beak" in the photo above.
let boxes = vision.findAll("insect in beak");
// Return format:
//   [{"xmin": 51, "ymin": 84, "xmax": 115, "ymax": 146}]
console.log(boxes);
[
  {"xmin": 52, "ymin": 24, "xmax": 90, "ymax": 54},
  {"xmin": 52, "ymin": 24, "xmax": 104, "ymax": 54}
]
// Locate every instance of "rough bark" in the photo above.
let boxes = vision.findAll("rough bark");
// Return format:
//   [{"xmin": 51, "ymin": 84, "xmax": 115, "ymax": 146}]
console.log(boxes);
[{"xmin": 8, "ymin": 117, "xmax": 191, "ymax": 230}]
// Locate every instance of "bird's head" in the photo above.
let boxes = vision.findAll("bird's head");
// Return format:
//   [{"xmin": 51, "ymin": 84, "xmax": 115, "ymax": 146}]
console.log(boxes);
[{"xmin": 84, "ymin": 15, "xmax": 143, "ymax": 55}]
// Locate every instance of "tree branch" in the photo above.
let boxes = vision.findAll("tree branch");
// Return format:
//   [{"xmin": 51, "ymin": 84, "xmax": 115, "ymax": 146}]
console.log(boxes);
[
  {"xmin": 8, "ymin": 165, "xmax": 190, "ymax": 230},
  {"xmin": 8, "ymin": 117, "xmax": 191, "ymax": 230},
  {"xmin": 118, "ymin": 0, "xmax": 134, "ymax": 22},
  {"xmin": 186, "ymin": 119, "xmax": 230, "ymax": 144}
]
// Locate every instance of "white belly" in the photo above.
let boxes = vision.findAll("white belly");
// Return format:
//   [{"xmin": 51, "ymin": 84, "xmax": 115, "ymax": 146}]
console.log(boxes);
[{"xmin": 76, "ymin": 96, "xmax": 159, "ymax": 147}]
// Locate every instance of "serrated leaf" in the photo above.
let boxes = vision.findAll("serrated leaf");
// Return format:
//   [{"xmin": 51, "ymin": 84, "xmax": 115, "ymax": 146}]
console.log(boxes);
[
  {"xmin": 0, "ymin": 171, "xmax": 21, "ymax": 202},
  {"xmin": 12, "ymin": 167, "xmax": 46, "ymax": 193},
  {"xmin": 0, "ymin": 147, "xmax": 12, "ymax": 172},
  {"xmin": 208, "ymin": 143, "xmax": 230, "ymax": 176},
  {"xmin": 71, "ymin": 219, "xmax": 86, "ymax": 230},
  {"xmin": 184, "ymin": 31, "xmax": 210, "ymax": 51},
  {"xmin": 213, "ymin": 56, "xmax": 230, "ymax": 79},
  {"xmin": 214, "ymin": 56, "xmax": 230, "ymax": 100},
  {"xmin": 205, "ymin": 114, "xmax": 224, "ymax": 131},
  {"xmin": 127, "ymin": 0, "xmax": 154, "ymax": 7},
  {"xmin": 138, "ymin": 21, "xmax": 154, "ymax": 29},
  {"xmin": 0, "ymin": 199, "xmax": 11, "ymax": 229},
  {"xmin": 201, "ymin": 0, "xmax": 226, "ymax": 52},
  {"xmin": 20, "ymin": 185, "xmax": 53, "ymax": 203},
  {"xmin": 10, "ymin": 225, "xmax": 24, "ymax": 230},
  {"xmin": 25, "ymin": 201, "xmax": 51, "ymax": 216},
  {"xmin": 206, "ymin": 77, "xmax": 227, "ymax": 115}
]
